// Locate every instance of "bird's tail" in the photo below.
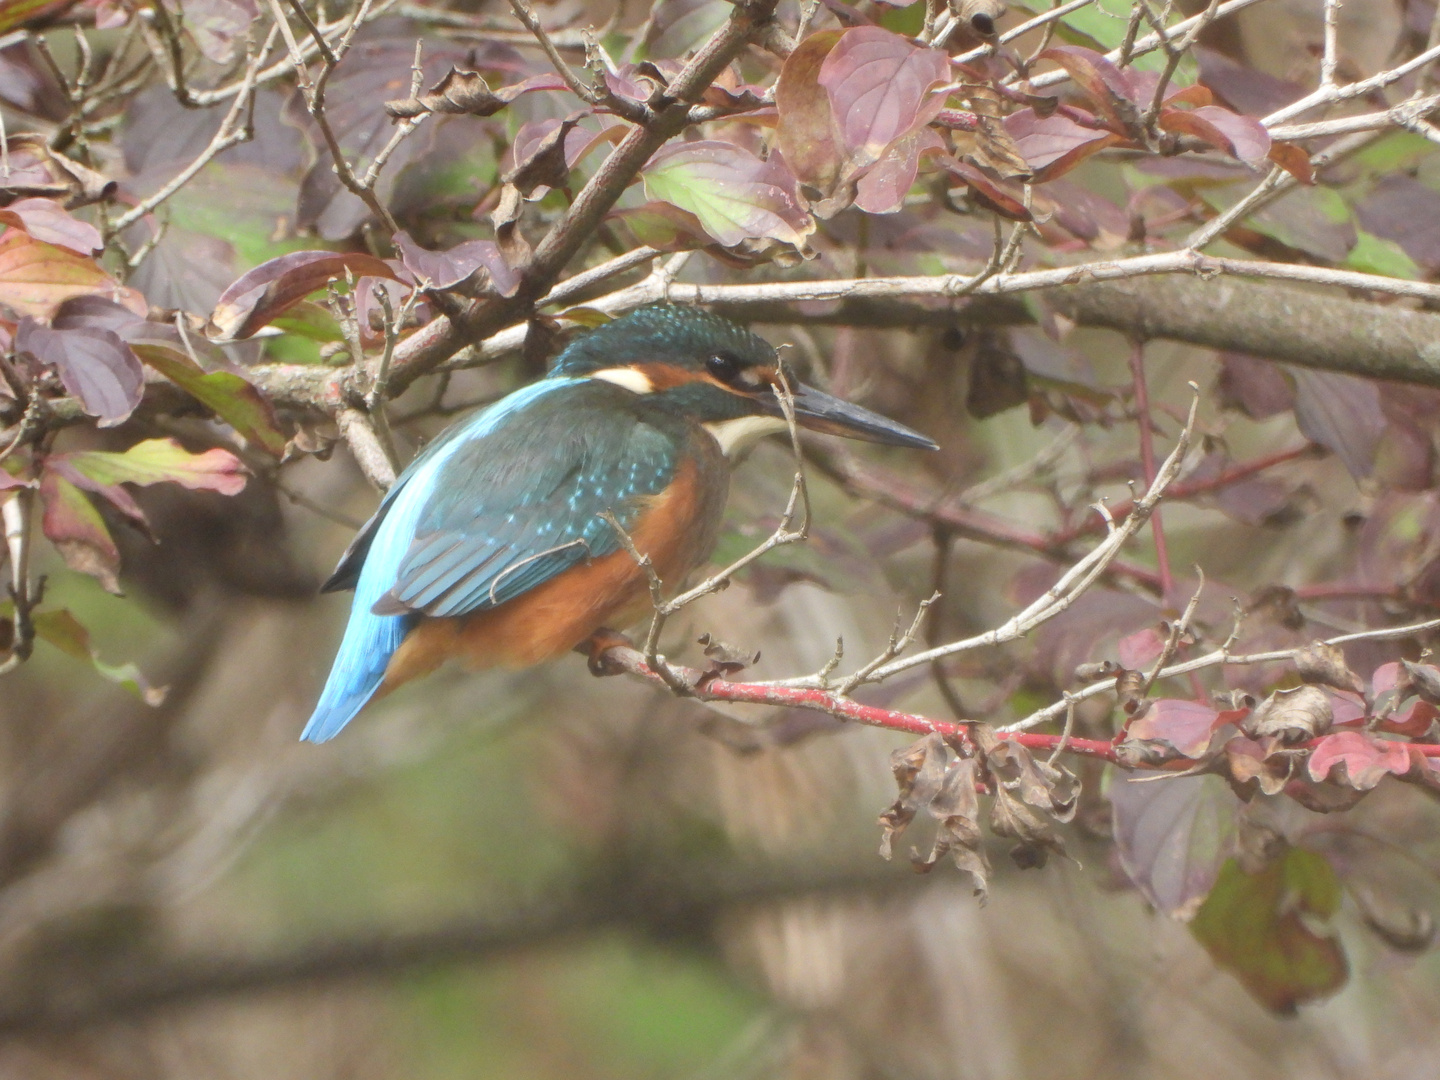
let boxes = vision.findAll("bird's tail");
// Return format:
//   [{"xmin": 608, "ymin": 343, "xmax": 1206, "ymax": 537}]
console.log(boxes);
[{"xmin": 302, "ymin": 589, "xmax": 416, "ymax": 743}]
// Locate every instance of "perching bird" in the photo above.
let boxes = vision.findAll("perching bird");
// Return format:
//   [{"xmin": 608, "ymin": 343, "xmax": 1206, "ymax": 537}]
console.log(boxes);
[{"xmin": 303, "ymin": 304, "xmax": 936, "ymax": 742}]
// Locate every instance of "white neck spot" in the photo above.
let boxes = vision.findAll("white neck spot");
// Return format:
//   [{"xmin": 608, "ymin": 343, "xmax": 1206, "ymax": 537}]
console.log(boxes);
[
  {"xmin": 703, "ymin": 415, "xmax": 790, "ymax": 458},
  {"xmin": 590, "ymin": 366, "xmax": 655, "ymax": 394}
]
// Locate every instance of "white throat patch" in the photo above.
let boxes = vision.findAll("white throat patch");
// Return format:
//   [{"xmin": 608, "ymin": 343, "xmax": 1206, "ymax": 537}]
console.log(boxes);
[
  {"xmin": 590, "ymin": 366, "xmax": 655, "ymax": 394},
  {"xmin": 703, "ymin": 415, "xmax": 790, "ymax": 458}
]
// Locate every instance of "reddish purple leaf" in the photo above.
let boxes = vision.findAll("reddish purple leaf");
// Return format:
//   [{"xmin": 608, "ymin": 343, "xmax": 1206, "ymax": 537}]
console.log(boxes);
[
  {"xmin": 1111, "ymin": 771, "xmax": 1239, "ymax": 919},
  {"xmin": 15, "ymin": 315, "xmax": 143, "ymax": 427},
  {"xmin": 1356, "ymin": 175, "xmax": 1440, "ymax": 270},
  {"xmin": 1216, "ymin": 353, "xmax": 1294, "ymax": 419},
  {"xmin": 854, "ymin": 129, "xmax": 943, "ymax": 214},
  {"xmin": 775, "ymin": 30, "xmax": 845, "ymax": 195},
  {"xmin": 1159, "ymin": 105, "xmax": 1270, "ymax": 165},
  {"xmin": 38, "ymin": 468, "xmax": 121, "ymax": 593},
  {"xmin": 1308, "ymin": 731, "xmax": 1413, "ymax": 790},
  {"xmin": 1127, "ymin": 698, "xmax": 1222, "ymax": 759},
  {"xmin": 51, "ymin": 295, "xmax": 288, "ymax": 457},
  {"xmin": 941, "ymin": 158, "xmax": 1031, "ymax": 221},
  {"xmin": 818, "ymin": 26, "xmax": 950, "ymax": 169},
  {"xmin": 181, "ymin": 0, "xmax": 257, "ymax": 63},
  {"xmin": 207, "ymin": 250, "xmax": 404, "ymax": 341},
  {"xmin": 1195, "ymin": 46, "xmax": 1307, "ymax": 117},
  {"xmin": 393, "ymin": 231, "xmax": 517, "ymax": 294},
  {"xmin": 1117, "ymin": 626, "xmax": 1166, "ymax": 671},
  {"xmin": 1003, "ymin": 109, "xmax": 1126, "ymax": 182},
  {"xmin": 1288, "ymin": 365, "xmax": 1386, "ymax": 479},
  {"xmin": 0, "ymin": 197, "xmax": 102, "ymax": 254},
  {"xmin": 1037, "ymin": 46, "xmax": 1140, "ymax": 132}
]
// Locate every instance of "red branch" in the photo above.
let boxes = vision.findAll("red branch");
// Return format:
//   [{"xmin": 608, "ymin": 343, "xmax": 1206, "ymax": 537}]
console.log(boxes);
[{"xmin": 596, "ymin": 646, "xmax": 1440, "ymax": 766}]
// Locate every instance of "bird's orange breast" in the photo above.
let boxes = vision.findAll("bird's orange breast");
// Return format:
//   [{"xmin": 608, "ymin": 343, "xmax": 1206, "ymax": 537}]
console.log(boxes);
[{"xmin": 379, "ymin": 451, "xmax": 725, "ymax": 693}]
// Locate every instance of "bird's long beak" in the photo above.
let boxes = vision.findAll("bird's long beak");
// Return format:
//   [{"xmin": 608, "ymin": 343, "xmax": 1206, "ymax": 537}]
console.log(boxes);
[{"xmin": 765, "ymin": 381, "xmax": 939, "ymax": 450}]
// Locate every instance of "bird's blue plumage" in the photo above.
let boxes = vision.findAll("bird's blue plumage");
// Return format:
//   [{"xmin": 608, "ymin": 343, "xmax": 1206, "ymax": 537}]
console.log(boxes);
[
  {"xmin": 301, "ymin": 377, "xmax": 686, "ymax": 743},
  {"xmin": 302, "ymin": 379, "xmax": 578, "ymax": 742}
]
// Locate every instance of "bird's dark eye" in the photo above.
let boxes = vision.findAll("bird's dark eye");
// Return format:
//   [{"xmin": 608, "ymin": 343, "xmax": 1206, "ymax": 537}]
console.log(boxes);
[{"xmin": 707, "ymin": 354, "xmax": 742, "ymax": 383}]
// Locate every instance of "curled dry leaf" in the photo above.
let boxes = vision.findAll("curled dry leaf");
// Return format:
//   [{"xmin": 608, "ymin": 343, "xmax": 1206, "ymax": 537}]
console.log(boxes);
[
  {"xmin": 0, "ymin": 133, "xmax": 116, "ymax": 208},
  {"xmin": 913, "ymin": 756, "xmax": 990, "ymax": 899},
  {"xmin": 384, "ymin": 70, "xmax": 565, "ymax": 119},
  {"xmin": 948, "ymin": 85, "xmax": 1031, "ymax": 180},
  {"xmin": 878, "ymin": 732, "xmax": 948, "ymax": 859},
  {"xmin": 1224, "ymin": 735, "xmax": 1292, "ymax": 797},
  {"xmin": 1243, "ymin": 684, "xmax": 1333, "ymax": 743},
  {"xmin": 1401, "ymin": 659, "xmax": 1440, "ymax": 707},
  {"xmin": 1074, "ymin": 658, "xmax": 1121, "ymax": 682},
  {"xmin": 1294, "ymin": 640, "xmax": 1365, "ymax": 696},
  {"xmin": 696, "ymin": 633, "xmax": 761, "ymax": 678},
  {"xmin": 207, "ymin": 250, "xmax": 404, "ymax": 341}
]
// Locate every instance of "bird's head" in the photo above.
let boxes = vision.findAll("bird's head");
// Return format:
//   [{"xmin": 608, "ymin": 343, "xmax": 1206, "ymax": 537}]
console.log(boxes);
[{"xmin": 549, "ymin": 304, "xmax": 937, "ymax": 456}]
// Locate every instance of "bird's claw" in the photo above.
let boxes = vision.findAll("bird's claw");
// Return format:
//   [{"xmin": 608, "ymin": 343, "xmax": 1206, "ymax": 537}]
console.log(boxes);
[{"xmin": 582, "ymin": 628, "xmax": 634, "ymax": 676}]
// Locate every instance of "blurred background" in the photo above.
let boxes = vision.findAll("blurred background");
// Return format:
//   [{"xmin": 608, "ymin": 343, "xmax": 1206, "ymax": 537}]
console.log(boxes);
[{"xmin": 3, "ymin": 0, "xmax": 1440, "ymax": 1076}]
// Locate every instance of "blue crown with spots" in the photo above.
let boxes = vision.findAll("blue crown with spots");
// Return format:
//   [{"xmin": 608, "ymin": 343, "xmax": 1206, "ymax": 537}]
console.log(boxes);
[{"xmin": 549, "ymin": 304, "xmax": 776, "ymax": 377}]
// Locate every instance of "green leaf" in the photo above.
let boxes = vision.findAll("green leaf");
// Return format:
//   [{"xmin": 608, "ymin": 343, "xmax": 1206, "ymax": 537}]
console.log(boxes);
[
  {"xmin": 642, "ymin": 142, "xmax": 814, "ymax": 251},
  {"xmin": 1043, "ymin": 0, "xmax": 1182, "ymax": 74},
  {"xmin": 0, "ymin": 0, "xmax": 75, "ymax": 34},
  {"xmin": 31, "ymin": 608, "xmax": 167, "ymax": 705},
  {"xmin": 1190, "ymin": 848, "xmax": 1348, "ymax": 1013},
  {"xmin": 1344, "ymin": 231, "xmax": 1421, "ymax": 280},
  {"xmin": 133, "ymin": 343, "xmax": 288, "ymax": 457},
  {"xmin": 61, "ymin": 438, "xmax": 249, "ymax": 496}
]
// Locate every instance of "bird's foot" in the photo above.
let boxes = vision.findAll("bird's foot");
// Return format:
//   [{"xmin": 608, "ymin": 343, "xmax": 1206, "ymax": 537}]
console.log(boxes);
[{"xmin": 580, "ymin": 628, "xmax": 634, "ymax": 676}]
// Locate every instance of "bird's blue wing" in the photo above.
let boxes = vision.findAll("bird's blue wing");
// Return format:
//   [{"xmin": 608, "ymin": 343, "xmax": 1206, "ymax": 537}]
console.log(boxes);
[
  {"xmin": 380, "ymin": 381, "xmax": 680, "ymax": 618},
  {"xmin": 302, "ymin": 379, "xmax": 680, "ymax": 742},
  {"xmin": 304, "ymin": 379, "xmax": 583, "ymax": 742}
]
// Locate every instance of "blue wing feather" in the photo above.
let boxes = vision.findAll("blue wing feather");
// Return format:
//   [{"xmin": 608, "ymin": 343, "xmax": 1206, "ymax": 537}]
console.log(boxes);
[
  {"xmin": 302, "ymin": 379, "xmax": 577, "ymax": 742},
  {"xmin": 303, "ymin": 378, "xmax": 685, "ymax": 742}
]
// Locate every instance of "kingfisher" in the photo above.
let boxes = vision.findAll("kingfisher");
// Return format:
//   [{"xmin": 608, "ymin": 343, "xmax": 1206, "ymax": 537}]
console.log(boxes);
[{"xmin": 302, "ymin": 304, "xmax": 936, "ymax": 742}]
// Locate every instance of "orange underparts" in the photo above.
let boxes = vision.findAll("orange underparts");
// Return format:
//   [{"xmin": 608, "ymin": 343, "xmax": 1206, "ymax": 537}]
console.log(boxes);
[{"xmin": 378, "ymin": 456, "xmax": 709, "ymax": 695}]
